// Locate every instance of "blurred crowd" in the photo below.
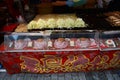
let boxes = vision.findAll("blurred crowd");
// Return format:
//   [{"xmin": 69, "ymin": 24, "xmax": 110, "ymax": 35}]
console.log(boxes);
[{"xmin": 0, "ymin": 0, "xmax": 120, "ymax": 23}]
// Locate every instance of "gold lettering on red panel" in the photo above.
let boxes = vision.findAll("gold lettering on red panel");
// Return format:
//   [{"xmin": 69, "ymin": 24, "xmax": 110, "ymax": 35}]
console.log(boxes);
[
  {"xmin": 97, "ymin": 55, "xmax": 109, "ymax": 70},
  {"xmin": 109, "ymin": 52, "xmax": 120, "ymax": 68},
  {"xmin": 73, "ymin": 54, "xmax": 89, "ymax": 71},
  {"xmin": 64, "ymin": 54, "xmax": 89, "ymax": 71},
  {"xmin": 41, "ymin": 55, "xmax": 62, "ymax": 73},
  {"xmin": 20, "ymin": 56, "xmax": 43, "ymax": 73},
  {"xmin": 89, "ymin": 55, "xmax": 109, "ymax": 71}
]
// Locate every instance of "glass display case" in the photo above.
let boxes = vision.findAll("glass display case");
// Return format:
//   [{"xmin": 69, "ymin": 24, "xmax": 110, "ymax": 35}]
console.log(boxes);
[
  {"xmin": 3, "ymin": 30, "xmax": 120, "ymax": 52},
  {"xmin": 1, "ymin": 30, "xmax": 120, "ymax": 74},
  {"xmin": 3, "ymin": 30, "xmax": 99, "ymax": 52},
  {"xmin": 100, "ymin": 30, "xmax": 120, "ymax": 51}
]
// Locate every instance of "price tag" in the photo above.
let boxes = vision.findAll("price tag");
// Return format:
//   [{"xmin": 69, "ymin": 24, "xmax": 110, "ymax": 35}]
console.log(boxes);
[
  {"xmin": 48, "ymin": 41, "xmax": 52, "ymax": 47},
  {"xmin": 70, "ymin": 40, "xmax": 74, "ymax": 46},
  {"xmin": 28, "ymin": 41, "xmax": 32, "ymax": 47}
]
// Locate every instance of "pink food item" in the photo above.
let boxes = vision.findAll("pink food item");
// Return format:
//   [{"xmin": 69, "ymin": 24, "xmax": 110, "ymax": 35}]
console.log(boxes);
[
  {"xmin": 33, "ymin": 38, "xmax": 47, "ymax": 49},
  {"xmin": 14, "ymin": 39, "xmax": 27, "ymax": 49},
  {"xmin": 75, "ymin": 38, "xmax": 90, "ymax": 48},
  {"xmin": 54, "ymin": 38, "xmax": 69, "ymax": 49}
]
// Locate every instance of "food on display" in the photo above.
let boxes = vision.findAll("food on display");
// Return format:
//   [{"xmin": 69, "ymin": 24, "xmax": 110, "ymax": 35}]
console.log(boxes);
[
  {"xmin": 37, "ymin": 19, "xmax": 46, "ymax": 29},
  {"xmin": 47, "ymin": 18, "xmax": 56, "ymax": 28},
  {"xmin": 27, "ymin": 14, "xmax": 86, "ymax": 30},
  {"xmin": 15, "ymin": 24, "xmax": 28, "ymax": 32},
  {"xmin": 105, "ymin": 11, "xmax": 120, "ymax": 26},
  {"xmin": 56, "ymin": 18, "xmax": 65, "ymax": 28},
  {"xmin": 64, "ymin": 18, "xmax": 75, "ymax": 28},
  {"xmin": 75, "ymin": 38, "xmax": 90, "ymax": 48},
  {"xmin": 54, "ymin": 38, "xmax": 69, "ymax": 49},
  {"xmin": 13, "ymin": 38, "xmax": 32, "ymax": 49},
  {"xmin": 33, "ymin": 38, "xmax": 47, "ymax": 49},
  {"xmin": 5, "ymin": 35, "xmax": 100, "ymax": 50},
  {"xmin": 74, "ymin": 18, "xmax": 86, "ymax": 27},
  {"xmin": 14, "ymin": 39, "xmax": 27, "ymax": 49},
  {"xmin": 27, "ymin": 21, "xmax": 37, "ymax": 29},
  {"xmin": 7, "ymin": 37, "xmax": 98, "ymax": 50}
]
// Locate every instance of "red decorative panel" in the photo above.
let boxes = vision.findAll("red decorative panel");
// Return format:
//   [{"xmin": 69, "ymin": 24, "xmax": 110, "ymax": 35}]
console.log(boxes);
[{"xmin": 0, "ymin": 45, "xmax": 120, "ymax": 74}]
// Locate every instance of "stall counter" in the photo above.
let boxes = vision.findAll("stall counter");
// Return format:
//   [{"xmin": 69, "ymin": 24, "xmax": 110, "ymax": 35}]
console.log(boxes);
[{"xmin": 0, "ymin": 43, "xmax": 120, "ymax": 74}]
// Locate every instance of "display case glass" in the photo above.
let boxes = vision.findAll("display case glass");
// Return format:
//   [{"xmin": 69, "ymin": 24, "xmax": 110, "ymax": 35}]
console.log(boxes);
[
  {"xmin": 100, "ymin": 30, "xmax": 120, "ymax": 51},
  {"xmin": 3, "ymin": 30, "xmax": 99, "ymax": 52},
  {"xmin": 3, "ymin": 30, "xmax": 120, "ymax": 52}
]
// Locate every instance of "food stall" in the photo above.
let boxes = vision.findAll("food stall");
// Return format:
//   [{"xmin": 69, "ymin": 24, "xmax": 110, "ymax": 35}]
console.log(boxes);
[{"xmin": 0, "ymin": 11, "xmax": 120, "ymax": 74}]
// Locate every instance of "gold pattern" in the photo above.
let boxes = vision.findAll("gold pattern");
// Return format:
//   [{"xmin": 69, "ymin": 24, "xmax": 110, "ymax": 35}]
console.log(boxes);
[
  {"xmin": 41, "ymin": 55, "xmax": 62, "ymax": 73},
  {"xmin": 88, "ymin": 55, "xmax": 109, "ymax": 70},
  {"xmin": 20, "ymin": 56, "xmax": 42, "ymax": 73},
  {"xmin": 64, "ymin": 54, "xmax": 89, "ymax": 72},
  {"xmin": 109, "ymin": 52, "xmax": 120, "ymax": 68},
  {"xmin": 19, "ymin": 51, "xmax": 120, "ymax": 73}
]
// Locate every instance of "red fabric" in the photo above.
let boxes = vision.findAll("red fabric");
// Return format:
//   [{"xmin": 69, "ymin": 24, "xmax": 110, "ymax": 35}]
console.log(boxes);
[{"xmin": 1, "ymin": 23, "xmax": 18, "ymax": 32}]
